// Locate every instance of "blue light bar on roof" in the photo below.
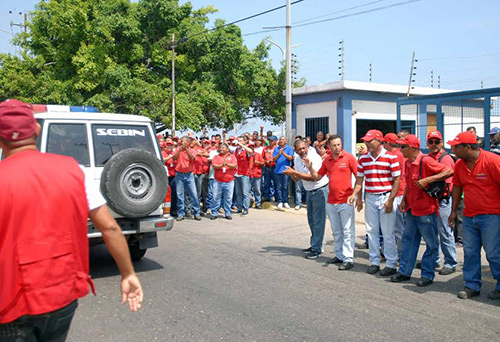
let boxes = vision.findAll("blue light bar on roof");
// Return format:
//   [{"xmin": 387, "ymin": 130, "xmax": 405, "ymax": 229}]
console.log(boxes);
[{"xmin": 70, "ymin": 105, "xmax": 99, "ymax": 112}]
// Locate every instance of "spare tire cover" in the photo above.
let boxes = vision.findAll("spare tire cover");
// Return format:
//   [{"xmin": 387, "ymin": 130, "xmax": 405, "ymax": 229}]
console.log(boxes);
[{"xmin": 100, "ymin": 148, "xmax": 168, "ymax": 218}]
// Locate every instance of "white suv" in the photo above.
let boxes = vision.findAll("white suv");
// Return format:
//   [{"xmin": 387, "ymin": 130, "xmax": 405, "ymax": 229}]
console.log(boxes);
[{"xmin": 35, "ymin": 110, "xmax": 174, "ymax": 260}]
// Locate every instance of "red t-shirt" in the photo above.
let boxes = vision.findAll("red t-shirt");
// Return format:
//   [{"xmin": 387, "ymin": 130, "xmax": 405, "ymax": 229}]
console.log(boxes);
[
  {"xmin": 263, "ymin": 146, "xmax": 276, "ymax": 167},
  {"xmin": 0, "ymin": 151, "xmax": 91, "ymax": 323},
  {"xmin": 236, "ymin": 147, "xmax": 252, "ymax": 176},
  {"xmin": 453, "ymin": 150, "xmax": 500, "ymax": 217},
  {"xmin": 387, "ymin": 149, "xmax": 406, "ymax": 197},
  {"xmin": 192, "ymin": 146, "xmax": 209, "ymax": 175},
  {"xmin": 174, "ymin": 148, "xmax": 195, "ymax": 173},
  {"xmin": 163, "ymin": 150, "xmax": 177, "ymax": 177},
  {"xmin": 213, "ymin": 153, "xmax": 237, "ymax": 182},
  {"xmin": 318, "ymin": 151, "xmax": 358, "ymax": 204},
  {"xmin": 251, "ymin": 152, "xmax": 264, "ymax": 178},
  {"xmin": 404, "ymin": 152, "xmax": 448, "ymax": 216}
]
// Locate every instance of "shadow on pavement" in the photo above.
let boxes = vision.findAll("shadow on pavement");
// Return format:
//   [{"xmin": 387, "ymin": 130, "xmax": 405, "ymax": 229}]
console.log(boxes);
[{"xmin": 89, "ymin": 245, "xmax": 164, "ymax": 279}]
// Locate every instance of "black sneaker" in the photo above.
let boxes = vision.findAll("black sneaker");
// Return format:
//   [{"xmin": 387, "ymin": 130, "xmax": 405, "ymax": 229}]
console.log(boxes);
[
  {"xmin": 327, "ymin": 256, "xmax": 343, "ymax": 264},
  {"xmin": 457, "ymin": 287, "xmax": 480, "ymax": 299},
  {"xmin": 338, "ymin": 262, "xmax": 354, "ymax": 270},
  {"xmin": 232, "ymin": 209, "xmax": 242, "ymax": 213},
  {"xmin": 305, "ymin": 251, "xmax": 321, "ymax": 259},
  {"xmin": 194, "ymin": 215, "xmax": 202, "ymax": 221},
  {"xmin": 438, "ymin": 267, "xmax": 456, "ymax": 275},
  {"xmin": 380, "ymin": 267, "xmax": 397, "ymax": 277},
  {"xmin": 225, "ymin": 216, "xmax": 232, "ymax": 220},
  {"xmin": 390, "ymin": 273, "xmax": 411, "ymax": 282},
  {"xmin": 487, "ymin": 290, "xmax": 500, "ymax": 300},
  {"xmin": 302, "ymin": 247, "xmax": 312, "ymax": 254},
  {"xmin": 241, "ymin": 209, "xmax": 249, "ymax": 216},
  {"xmin": 367, "ymin": 265, "xmax": 380, "ymax": 274},
  {"xmin": 417, "ymin": 277, "xmax": 433, "ymax": 287},
  {"xmin": 210, "ymin": 216, "xmax": 218, "ymax": 220}
]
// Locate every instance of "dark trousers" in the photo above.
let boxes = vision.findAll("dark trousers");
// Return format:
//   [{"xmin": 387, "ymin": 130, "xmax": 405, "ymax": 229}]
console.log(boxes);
[{"xmin": 0, "ymin": 300, "xmax": 78, "ymax": 342}]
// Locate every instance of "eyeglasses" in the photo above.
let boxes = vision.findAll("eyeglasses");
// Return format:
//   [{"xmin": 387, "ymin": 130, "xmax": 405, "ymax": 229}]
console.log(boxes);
[
  {"xmin": 400, "ymin": 145, "xmax": 409, "ymax": 149},
  {"xmin": 428, "ymin": 139, "xmax": 441, "ymax": 145}
]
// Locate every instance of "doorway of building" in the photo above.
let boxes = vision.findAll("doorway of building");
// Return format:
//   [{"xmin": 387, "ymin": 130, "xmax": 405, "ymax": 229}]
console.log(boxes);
[{"xmin": 356, "ymin": 119, "xmax": 415, "ymax": 141}]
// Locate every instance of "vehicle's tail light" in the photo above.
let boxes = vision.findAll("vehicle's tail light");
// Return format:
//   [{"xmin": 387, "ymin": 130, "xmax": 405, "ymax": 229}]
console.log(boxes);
[{"xmin": 163, "ymin": 186, "xmax": 171, "ymax": 216}]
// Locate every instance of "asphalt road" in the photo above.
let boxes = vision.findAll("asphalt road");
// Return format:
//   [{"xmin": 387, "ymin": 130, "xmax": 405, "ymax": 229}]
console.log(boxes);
[{"xmin": 68, "ymin": 208, "xmax": 499, "ymax": 342}]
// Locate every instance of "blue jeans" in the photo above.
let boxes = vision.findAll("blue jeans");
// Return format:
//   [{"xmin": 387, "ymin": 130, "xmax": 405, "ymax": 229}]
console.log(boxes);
[
  {"xmin": 398, "ymin": 211, "xmax": 439, "ymax": 280},
  {"xmin": 251, "ymin": 177, "xmax": 262, "ymax": 206},
  {"xmin": 327, "ymin": 202, "xmax": 356, "ymax": 262},
  {"xmin": 436, "ymin": 198, "xmax": 458, "ymax": 268},
  {"xmin": 462, "ymin": 214, "xmax": 500, "ymax": 291},
  {"xmin": 235, "ymin": 175, "xmax": 251, "ymax": 210},
  {"xmin": 306, "ymin": 185, "xmax": 328, "ymax": 253},
  {"xmin": 212, "ymin": 180, "xmax": 235, "ymax": 217},
  {"xmin": 275, "ymin": 173, "xmax": 290, "ymax": 204},
  {"xmin": 168, "ymin": 176, "xmax": 178, "ymax": 216},
  {"xmin": 194, "ymin": 174, "xmax": 209, "ymax": 212},
  {"xmin": 295, "ymin": 179, "xmax": 306, "ymax": 207},
  {"xmin": 394, "ymin": 195, "xmax": 405, "ymax": 260},
  {"xmin": 207, "ymin": 178, "xmax": 215, "ymax": 211},
  {"xmin": 175, "ymin": 172, "xmax": 200, "ymax": 217},
  {"xmin": 364, "ymin": 192, "xmax": 398, "ymax": 268},
  {"xmin": 262, "ymin": 166, "xmax": 276, "ymax": 200},
  {"xmin": 0, "ymin": 300, "xmax": 78, "ymax": 342}
]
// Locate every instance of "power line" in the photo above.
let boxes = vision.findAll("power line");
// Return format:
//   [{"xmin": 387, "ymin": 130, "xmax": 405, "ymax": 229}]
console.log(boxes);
[
  {"xmin": 293, "ymin": 0, "xmax": 387, "ymax": 25},
  {"xmin": 419, "ymin": 52, "xmax": 500, "ymax": 61},
  {"xmin": 293, "ymin": 0, "xmax": 422, "ymax": 28},
  {"xmin": 183, "ymin": 0, "xmax": 304, "ymax": 42}
]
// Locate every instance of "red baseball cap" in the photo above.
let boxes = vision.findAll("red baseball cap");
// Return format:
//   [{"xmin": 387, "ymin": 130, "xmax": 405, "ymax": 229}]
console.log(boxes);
[
  {"xmin": 427, "ymin": 131, "xmax": 443, "ymax": 141},
  {"xmin": 383, "ymin": 133, "xmax": 398, "ymax": 143},
  {"xmin": 396, "ymin": 134, "xmax": 420, "ymax": 149},
  {"xmin": 361, "ymin": 129, "xmax": 383, "ymax": 142},
  {"xmin": 0, "ymin": 99, "xmax": 36, "ymax": 142},
  {"xmin": 447, "ymin": 131, "xmax": 477, "ymax": 146},
  {"xmin": 228, "ymin": 136, "xmax": 235, "ymax": 141}
]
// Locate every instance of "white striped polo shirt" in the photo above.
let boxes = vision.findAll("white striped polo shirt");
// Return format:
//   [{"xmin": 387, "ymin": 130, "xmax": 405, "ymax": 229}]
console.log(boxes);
[{"xmin": 357, "ymin": 148, "xmax": 401, "ymax": 193}]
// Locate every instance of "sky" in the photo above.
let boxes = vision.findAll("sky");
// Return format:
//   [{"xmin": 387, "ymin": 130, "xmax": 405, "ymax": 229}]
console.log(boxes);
[{"xmin": 1, "ymin": 0, "xmax": 499, "ymax": 133}]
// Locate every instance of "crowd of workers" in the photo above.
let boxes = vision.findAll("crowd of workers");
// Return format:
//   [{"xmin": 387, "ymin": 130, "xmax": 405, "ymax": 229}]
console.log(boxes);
[{"xmin": 158, "ymin": 125, "xmax": 500, "ymax": 300}]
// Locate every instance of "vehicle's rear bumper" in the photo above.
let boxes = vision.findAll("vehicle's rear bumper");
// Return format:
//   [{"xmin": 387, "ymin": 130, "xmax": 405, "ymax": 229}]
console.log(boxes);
[{"xmin": 87, "ymin": 215, "xmax": 174, "ymax": 238}]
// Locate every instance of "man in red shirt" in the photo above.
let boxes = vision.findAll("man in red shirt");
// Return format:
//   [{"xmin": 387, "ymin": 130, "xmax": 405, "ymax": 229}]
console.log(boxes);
[
  {"xmin": 349, "ymin": 130, "xmax": 401, "ymax": 276},
  {"xmin": 249, "ymin": 141, "xmax": 264, "ymax": 209},
  {"xmin": 390, "ymin": 134, "xmax": 452, "ymax": 287},
  {"xmin": 310, "ymin": 135, "xmax": 358, "ymax": 269},
  {"xmin": 383, "ymin": 133, "xmax": 406, "ymax": 260},
  {"xmin": 447, "ymin": 131, "xmax": 500, "ymax": 300},
  {"xmin": 0, "ymin": 100, "xmax": 142, "ymax": 340},
  {"xmin": 234, "ymin": 135, "xmax": 253, "ymax": 215},
  {"xmin": 193, "ymin": 137, "xmax": 210, "ymax": 215},
  {"xmin": 172, "ymin": 136, "xmax": 201, "ymax": 221},
  {"xmin": 426, "ymin": 131, "xmax": 457, "ymax": 275},
  {"xmin": 163, "ymin": 139, "xmax": 178, "ymax": 217},
  {"xmin": 210, "ymin": 143, "xmax": 237, "ymax": 220}
]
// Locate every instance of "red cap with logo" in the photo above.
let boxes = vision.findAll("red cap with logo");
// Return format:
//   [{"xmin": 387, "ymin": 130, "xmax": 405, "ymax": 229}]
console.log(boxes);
[
  {"xmin": 396, "ymin": 134, "xmax": 420, "ymax": 149},
  {"xmin": 427, "ymin": 131, "xmax": 443, "ymax": 141},
  {"xmin": 361, "ymin": 129, "xmax": 383, "ymax": 142},
  {"xmin": 447, "ymin": 131, "xmax": 477, "ymax": 146},
  {"xmin": 0, "ymin": 99, "xmax": 36, "ymax": 142},
  {"xmin": 383, "ymin": 133, "xmax": 398, "ymax": 143}
]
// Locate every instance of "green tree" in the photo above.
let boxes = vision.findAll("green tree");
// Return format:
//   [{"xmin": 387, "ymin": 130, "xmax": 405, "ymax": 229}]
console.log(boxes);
[{"xmin": 0, "ymin": 0, "xmax": 299, "ymax": 131}]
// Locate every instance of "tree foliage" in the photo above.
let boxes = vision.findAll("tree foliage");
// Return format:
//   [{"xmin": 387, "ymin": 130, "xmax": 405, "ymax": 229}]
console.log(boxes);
[{"xmin": 0, "ymin": 0, "xmax": 294, "ymax": 130}]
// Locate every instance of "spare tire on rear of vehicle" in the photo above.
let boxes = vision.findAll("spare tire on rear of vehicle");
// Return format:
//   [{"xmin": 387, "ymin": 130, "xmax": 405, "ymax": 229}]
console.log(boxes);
[{"xmin": 100, "ymin": 148, "xmax": 168, "ymax": 218}]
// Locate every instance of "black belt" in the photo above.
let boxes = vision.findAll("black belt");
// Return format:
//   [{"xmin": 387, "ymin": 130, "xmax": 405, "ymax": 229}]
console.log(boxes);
[
  {"xmin": 369, "ymin": 191, "xmax": 391, "ymax": 196},
  {"xmin": 307, "ymin": 184, "xmax": 328, "ymax": 193}
]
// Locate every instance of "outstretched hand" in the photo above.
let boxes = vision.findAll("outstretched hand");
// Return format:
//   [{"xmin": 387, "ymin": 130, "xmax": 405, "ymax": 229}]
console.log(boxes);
[{"xmin": 121, "ymin": 274, "xmax": 143, "ymax": 312}]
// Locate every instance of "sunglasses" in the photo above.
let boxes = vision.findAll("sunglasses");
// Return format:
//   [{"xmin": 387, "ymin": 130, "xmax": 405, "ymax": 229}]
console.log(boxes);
[
  {"xmin": 428, "ymin": 139, "xmax": 441, "ymax": 145},
  {"xmin": 400, "ymin": 145, "xmax": 409, "ymax": 149}
]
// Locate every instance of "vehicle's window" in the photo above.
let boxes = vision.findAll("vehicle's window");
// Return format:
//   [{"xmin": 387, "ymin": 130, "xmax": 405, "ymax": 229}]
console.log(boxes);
[
  {"xmin": 46, "ymin": 123, "xmax": 90, "ymax": 166},
  {"xmin": 92, "ymin": 124, "xmax": 155, "ymax": 166}
]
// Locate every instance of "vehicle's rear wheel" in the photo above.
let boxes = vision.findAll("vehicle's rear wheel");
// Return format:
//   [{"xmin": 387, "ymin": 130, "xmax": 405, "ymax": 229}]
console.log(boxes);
[
  {"xmin": 128, "ymin": 243, "xmax": 147, "ymax": 261},
  {"xmin": 100, "ymin": 148, "xmax": 168, "ymax": 218}
]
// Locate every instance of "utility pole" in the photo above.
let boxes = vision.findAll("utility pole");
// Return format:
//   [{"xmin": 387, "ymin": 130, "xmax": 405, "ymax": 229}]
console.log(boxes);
[
  {"xmin": 406, "ymin": 52, "xmax": 417, "ymax": 97},
  {"xmin": 438, "ymin": 75, "xmax": 441, "ymax": 89},
  {"xmin": 338, "ymin": 39, "xmax": 345, "ymax": 81},
  {"xmin": 170, "ymin": 34, "xmax": 176, "ymax": 137},
  {"xmin": 369, "ymin": 63, "xmax": 372, "ymax": 82},
  {"xmin": 285, "ymin": 0, "xmax": 293, "ymax": 142},
  {"xmin": 10, "ymin": 11, "xmax": 28, "ymax": 52},
  {"xmin": 481, "ymin": 80, "xmax": 484, "ymax": 89},
  {"xmin": 431, "ymin": 70, "xmax": 434, "ymax": 88}
]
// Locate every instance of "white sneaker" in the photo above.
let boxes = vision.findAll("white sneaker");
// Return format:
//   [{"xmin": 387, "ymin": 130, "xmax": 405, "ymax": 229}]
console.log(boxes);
[
  {"xmin": 284, "ymin": 203, "xmax": 290, "ymax": 209},
  {"xmin": 277, "ymin": 202, "xmax": 283, "ymax": 210},
  {"xmin": 294, "ymin": 205, "xmax": 301, "ymax": 210}
]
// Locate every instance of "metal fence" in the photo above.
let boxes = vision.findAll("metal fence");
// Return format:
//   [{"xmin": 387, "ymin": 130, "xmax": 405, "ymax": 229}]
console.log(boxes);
[{"xmin": 397, "ymin": 87, "xmax": 500, "ymax": 150}]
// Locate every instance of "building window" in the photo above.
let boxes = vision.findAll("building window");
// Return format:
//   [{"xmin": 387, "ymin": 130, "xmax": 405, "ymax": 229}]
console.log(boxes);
[{"xmin": 305, "ymin": 117, "xmax": 329, "ymax": 142}]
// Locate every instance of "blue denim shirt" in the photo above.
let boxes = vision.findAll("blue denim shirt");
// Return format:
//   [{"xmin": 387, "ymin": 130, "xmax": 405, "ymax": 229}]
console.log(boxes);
[{"xmin": 273, "ymin": 144, "xmax": 294, "ymax": 174}]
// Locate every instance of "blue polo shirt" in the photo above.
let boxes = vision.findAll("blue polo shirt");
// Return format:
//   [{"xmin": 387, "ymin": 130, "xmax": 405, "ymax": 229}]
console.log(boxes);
[{"xmin": 273, "ymin": 145, "xmax": 294, "ymax": 174}]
